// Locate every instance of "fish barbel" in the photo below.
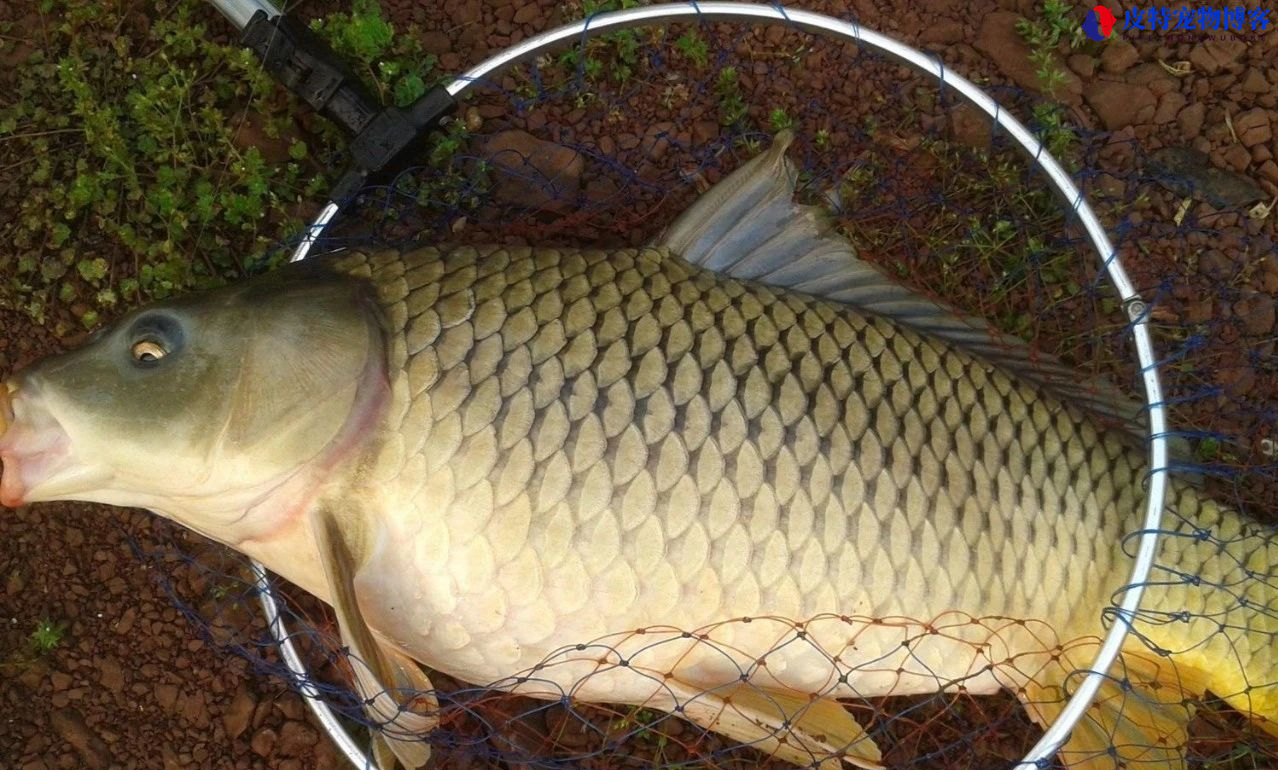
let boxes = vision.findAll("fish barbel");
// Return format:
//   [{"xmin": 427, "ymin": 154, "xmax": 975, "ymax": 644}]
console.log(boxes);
[{"xmin": 1, "ymin": 132, "xmax": 1274, "ymax": 770}]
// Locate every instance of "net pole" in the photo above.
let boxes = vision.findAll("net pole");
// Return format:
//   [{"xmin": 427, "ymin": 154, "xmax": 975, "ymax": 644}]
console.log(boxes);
[{"xmin": 250, "ymin": 563, "xmax": 373, "ymax": 768}]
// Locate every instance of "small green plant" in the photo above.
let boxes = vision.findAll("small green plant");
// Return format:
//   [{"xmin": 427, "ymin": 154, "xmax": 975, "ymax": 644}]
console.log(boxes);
[
  {"xmin": 715, "ymin": 66, "xmax": 749, "ymax": 127},
  {"xmin": 838, "ymin": 162, "xmax": 879, "ymax": 203},
  {"xmin": 1013, "ymin": 4, "xmax": 1083, "ymax": 167},
  {"xmin": 0, "ymin": 1, "xmax": 314, "ymax": 330},
  {"xmin": 1018, "ymin": 0, "xmax": 1077, "ymax": 50},
  {"xmin": 833, "ymin": 136, "xmax": 1096, "ymax": 359},
  {"xmin": 608, "ymin": 706, "xmax": 665, "ymax": 742},
  {"xmin": 814, "ymin": 128, "xmax": 831, "ymax": 149},
  {"xmin": 769, "ymin": 107, "xmax": 796, "ymax": 132},
  {"xmin": 1016, "ymin": 1, "xmax": 1082, "ymax": 96},
  {"xmin": 1031, "ymin": 102, "xmax": 1077, "ymax": 162},
  {"xmin": 30, "ymin": 619, "xmax": 66, "ymax": 654},
  {"xmin": 602, "ymin": 29, "xmax": 641, "ymax": 83},
  {"xmin": 409, "ymin": 119, "xmax": 488, "ymax": 210},
  {"xmin": 1031, "ymin": 49, "xmax": 1068, "ymax": 94},
  {"xmin": 674, "ymin": 28, "xmax": 709, "ymax": 68},
  {"xmin": 309, "ymin": 0, "xmax": 436, "ymax": 108},
  {"xmin": 558, "ymin": 47, "xmax": 606, "ymax": 81},
  {"xmin": 559, "ymin": 0, "xmax": 644, "ymax": 83},
  {"xmin": 1196, "ymin": 436, "xmax": 1222, "ymax": 462},
  {"xmin": 616, "ymin": 706, "xmax": 672, "ymax": 763}
]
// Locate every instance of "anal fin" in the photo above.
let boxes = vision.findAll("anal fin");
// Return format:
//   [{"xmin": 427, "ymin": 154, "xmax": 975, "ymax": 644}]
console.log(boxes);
[
  {"xmin": 312, "ymin": 509, "xmax": 437, "ymax": 770},
  {"xmin": 1017, "ymin": 644, "xmax": 1201, "ymax": 770},
  {"xmin": 664, "ymin": 679, "xmax": 884, "ymax": 770}
]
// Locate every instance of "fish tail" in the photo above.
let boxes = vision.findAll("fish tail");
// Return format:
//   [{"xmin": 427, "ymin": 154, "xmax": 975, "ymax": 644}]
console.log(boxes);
[
  {"xmin": 1135, "ymin": 482, "xmax": 1278, "ymax": 733},
  {"xmin": 1025, "ymin": 482, "xmax": 1278, "ymax": 768},
  {"xmin": 1004, "ymin": 475, "xmax": 1278, "ymax": 769}
]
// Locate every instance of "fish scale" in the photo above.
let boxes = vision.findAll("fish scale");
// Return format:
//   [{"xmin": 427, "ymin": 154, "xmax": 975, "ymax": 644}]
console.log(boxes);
[{"xmin": 331, "ymin": 242, "xmax": 1142, "ymax": 701}]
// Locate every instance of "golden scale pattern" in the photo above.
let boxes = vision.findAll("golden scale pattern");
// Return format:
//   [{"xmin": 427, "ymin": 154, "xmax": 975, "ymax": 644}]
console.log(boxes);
[{"xmin": 327, "ymin": 245, "xmax": 1267, "ymax": 705}]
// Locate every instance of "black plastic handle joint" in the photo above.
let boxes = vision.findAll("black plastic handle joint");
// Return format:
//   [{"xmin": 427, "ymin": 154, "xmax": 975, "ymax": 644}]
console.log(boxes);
[
  {"xmin": 240, "ymin": 10, "xmax": 380, "ymax": 136},
  {"xmin": 239, "ymin": 10, "xmax": 460, "ymax": 205},
  {"xmin": 330, "ymin": 86, "xmax": 458, "ymax": 203}
]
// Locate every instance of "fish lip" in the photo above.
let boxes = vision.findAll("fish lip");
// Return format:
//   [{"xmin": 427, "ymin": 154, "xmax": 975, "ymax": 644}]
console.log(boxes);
[
  {"xmin": 0, "ymin": 380, "xmax": 75, "ymax": 507},
  {"xmin": 0, "ymin": 380, "xmax": 19, "ymax": 506},
  {"xmin": 0, "ymin": 380, "xmax": 12, "ymax": 437}
]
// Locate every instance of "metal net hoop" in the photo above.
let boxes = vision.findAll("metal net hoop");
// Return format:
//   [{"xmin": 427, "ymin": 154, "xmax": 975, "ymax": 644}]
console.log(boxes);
[{"xmin": 254, "ymin": 4, "xmax": 1173, "ymax": 768}]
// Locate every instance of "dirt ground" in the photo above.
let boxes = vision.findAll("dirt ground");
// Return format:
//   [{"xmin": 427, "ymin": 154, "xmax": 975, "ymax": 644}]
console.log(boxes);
[{"xmin": 2, "ymin": 0, "xmax": 1277, "ymax": 769}]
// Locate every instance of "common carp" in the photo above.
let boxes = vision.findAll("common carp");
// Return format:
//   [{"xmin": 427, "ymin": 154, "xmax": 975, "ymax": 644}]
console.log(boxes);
[{"xmin": 1, "ymin": 132, "xmax": 1273, "ymax": 770}]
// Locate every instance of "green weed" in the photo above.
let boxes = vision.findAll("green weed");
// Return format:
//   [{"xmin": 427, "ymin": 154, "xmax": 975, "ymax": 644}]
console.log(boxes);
[
  {"xmin": 30, "ymin": 618, "xmax": 66, "ymax": 654},
  {"xmin": 608, "ymin": 705, "xmax": 667, "ymax": 744},
  {"xmin": 769, "ymin": 107, "xmax": 796, "ymax": 133},
  {"xmin": 0, "ymin": 0, "xmax": 436, "ymax": 335},
  {"xmin": 715, "ymin": 66, "xmax": 749, "ymax": 128},
  {"xmin": 832, "ymin": 136, "xmax": 1109, "ymax": 360},
  {"xmin": 1031, "ymin": 49, "xmax": 1068, "ymax": 95},
  {"xmin": 0, "ymin": 614, "xmax": 64, "ymax": 676},
  {"xmin": 1016, "ymin": 0, "xmax": 1083, "ymax": 97},
  {"xmin": 674, "ymin": 28, "xmax": 709, "ymax": 68},
  {"xmin": 558, "ymin": 47, "xmax": 606, "ymax": 81},
  {"xmin": 413, "ymin": 120, "xmax": 488, "ymax": 210},
  {"xmin": 1014, "ymin": 4, "xmax": 1083, "ymax": 167},
  {"xmin": 862, "ymin": 114, "xmax": 880, "ymax": 137},
  {"xmin": 310, "ymin": 0, "xmax": 436, "ymax": 109},
  {"xmin": 1196, "ymin": 436, "xmax": 1222, "ymax": 462},
  {"xmin": 838, "ymin": 162, "xmax": 879, "ymax": 202},
  {"xmin": 1030, "ymin": 102, "xmax": 1077, "ymax": 162},
  {"xmin": 1, "ymin": 2, "xmax": 305, "ymax": 329},
  {"xmin": 559, "ymin": 0, "xmax": 645, "ymax": 83},
  {"xmin": 1017, "ymin": 0, "xmax": 1078, "ymax": 51}
]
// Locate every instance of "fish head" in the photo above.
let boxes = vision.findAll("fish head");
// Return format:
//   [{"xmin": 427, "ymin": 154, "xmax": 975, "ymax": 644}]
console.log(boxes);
[{"xmin": 0, "ymin": 263, "xmax": 386, "ymax": 537}]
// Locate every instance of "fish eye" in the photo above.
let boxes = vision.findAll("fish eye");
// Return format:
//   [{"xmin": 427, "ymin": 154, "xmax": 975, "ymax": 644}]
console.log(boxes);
[
  {"xmin": 131, "ymin": 339, "xmax": 168, "ymax": 363},
  {"xmin": 125, "ymin": 313, "xmax": 185, "ymax": 368}
]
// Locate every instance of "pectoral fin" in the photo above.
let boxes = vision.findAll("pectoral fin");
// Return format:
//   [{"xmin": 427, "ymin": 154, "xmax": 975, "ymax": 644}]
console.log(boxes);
[
  {"xmin": 664, "ymin": 679, "xmax": 883, "ymax": 770},
  {"xmin": 1017, "ymin": 645, "xmax": 1201, "ymax": 770},
  {"xmin": 312, "ymin": 510, "xmax": 437, "ymax": 770}
]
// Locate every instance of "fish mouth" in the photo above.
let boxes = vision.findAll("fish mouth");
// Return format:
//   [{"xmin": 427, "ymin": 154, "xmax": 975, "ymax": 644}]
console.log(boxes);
[{"xmin": 0, "ymin": 379, "xmax": 83, "ymax": 507}]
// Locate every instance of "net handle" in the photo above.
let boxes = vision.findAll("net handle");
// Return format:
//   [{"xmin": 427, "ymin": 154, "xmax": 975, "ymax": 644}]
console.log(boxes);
[
  {"xmin": 207, "ymin": 0, "xmax": 281, "ymax": 32},
  {"xmin": 264, "ymin": 4, "xmax": 1172, "ymax": 769}
]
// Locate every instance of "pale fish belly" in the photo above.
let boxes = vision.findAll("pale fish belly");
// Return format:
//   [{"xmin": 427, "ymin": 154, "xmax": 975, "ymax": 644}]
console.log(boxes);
[{"xmin": 337, "ymin": 245, "xmax": 1144, "ymax": 704}]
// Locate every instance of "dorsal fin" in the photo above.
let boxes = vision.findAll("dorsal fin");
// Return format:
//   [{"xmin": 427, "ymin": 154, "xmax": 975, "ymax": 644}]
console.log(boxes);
[{"xmin": 656, "ymin": 130, "xmax": 1161, "ymax": 452}]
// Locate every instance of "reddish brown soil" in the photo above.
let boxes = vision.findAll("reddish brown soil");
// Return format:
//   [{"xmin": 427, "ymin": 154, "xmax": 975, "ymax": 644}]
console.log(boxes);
[{"xmin": 2, "ymin": 1, "xmax": 1277, "ymax": 770}]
